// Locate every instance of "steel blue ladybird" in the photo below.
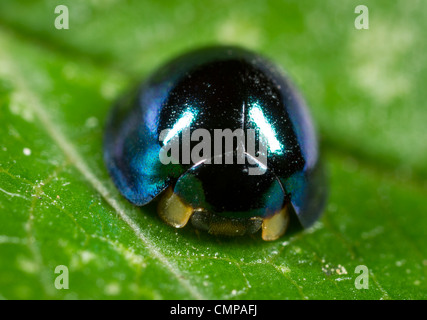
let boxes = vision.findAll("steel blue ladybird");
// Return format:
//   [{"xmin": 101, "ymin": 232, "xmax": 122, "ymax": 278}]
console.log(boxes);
[{"xmin": 104, "ymin": 46, "xmax": 327, "ymax": 240}]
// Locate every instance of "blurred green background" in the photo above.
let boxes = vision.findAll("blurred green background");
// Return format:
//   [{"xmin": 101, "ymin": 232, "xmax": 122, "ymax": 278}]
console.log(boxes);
[{"xmin": 0, "ymin": 0, "xmax": 426, "ymax": 299}]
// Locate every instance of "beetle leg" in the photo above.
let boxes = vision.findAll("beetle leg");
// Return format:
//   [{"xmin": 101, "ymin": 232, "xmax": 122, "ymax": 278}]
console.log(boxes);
[
  {"xmin": 261, "ymin": 204, "xmax": 290, "ymax": 241},
  {"xmin": 157, "ymin": 187, "xmax": 193, "ymax": 228}
]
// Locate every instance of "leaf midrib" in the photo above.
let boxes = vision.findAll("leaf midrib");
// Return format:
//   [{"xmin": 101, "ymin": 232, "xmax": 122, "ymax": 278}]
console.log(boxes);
[{"xmin": 0, "ymin": 41, "xmax": 205, "ymax": 300}]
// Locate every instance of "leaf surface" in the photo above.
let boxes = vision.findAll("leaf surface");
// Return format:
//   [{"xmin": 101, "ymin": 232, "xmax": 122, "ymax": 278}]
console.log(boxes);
[{"xmin": 0, "ymin": 0, "xmax": 426, "ymax": 299}]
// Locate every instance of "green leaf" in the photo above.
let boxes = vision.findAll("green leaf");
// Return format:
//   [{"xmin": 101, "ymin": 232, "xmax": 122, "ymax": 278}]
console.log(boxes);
[{"xmin": 0, "ymin": 0, "xmax": 426, "ymax": 300}]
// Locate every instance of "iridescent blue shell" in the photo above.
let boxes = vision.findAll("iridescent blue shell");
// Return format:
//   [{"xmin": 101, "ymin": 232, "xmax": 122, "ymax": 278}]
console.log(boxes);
[{"xmin": 104, "ymin": 46, "xmax": 326, "ymax": 231}]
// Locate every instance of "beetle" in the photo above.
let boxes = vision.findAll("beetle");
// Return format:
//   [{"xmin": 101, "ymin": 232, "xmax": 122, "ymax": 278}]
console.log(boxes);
[{"xmin": 104, "ymin": 46, "xmax": 327, "ymax": 240}]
